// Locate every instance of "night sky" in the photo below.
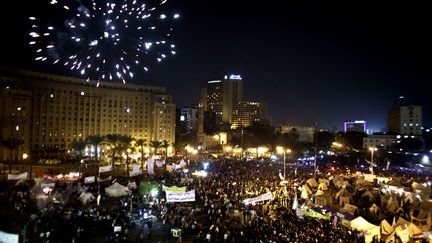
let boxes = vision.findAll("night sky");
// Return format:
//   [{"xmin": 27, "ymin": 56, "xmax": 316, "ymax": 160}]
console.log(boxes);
[{"xmin": 1, "ymin": 1, "xmax": 431, "ymax": 131}]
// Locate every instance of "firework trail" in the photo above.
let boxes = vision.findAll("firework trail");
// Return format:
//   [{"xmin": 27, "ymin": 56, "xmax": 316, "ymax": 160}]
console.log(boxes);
[{"xmin": 29, "ymin": 0, "xmax": 179, "ymax": 84}]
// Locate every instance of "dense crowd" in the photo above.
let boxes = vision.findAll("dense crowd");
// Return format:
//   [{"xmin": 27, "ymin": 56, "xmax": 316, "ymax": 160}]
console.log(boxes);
[{"xmin": 1, "ymin": 157, "xmax": 431, "ymax": 242}]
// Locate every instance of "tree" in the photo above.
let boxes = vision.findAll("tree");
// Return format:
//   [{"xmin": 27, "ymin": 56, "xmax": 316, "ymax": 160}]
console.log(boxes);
[
  {"xmin": 105, "ymin": 134, "xmax": 122, "ymax": 171},
  {"xmin": 1, "ymin": 137, "xmax": 24, "ymax": 173},
  {"xmin": 136, "ymin": 139, "xmax": 147, "ymax": 169},
  {"xmin": 70, "ymin": 140, "xmax": 87, "ymax": 160},
  {"xmin": 339, "ymin": 131, "xmax": 367, "ymax": 150},
  {"xmin": 118, "ymin": 135, "xmax": 134, "ymax": 176},
  {"xmin": 316, "ymin": 131, "xmax": 335, "ymax": 150},
  {"xmin": 149, "ymin": 140, "xmax": 163, "ymax": 155},
  {"xmin": 86, "ymin": 135, "xmax": 105, "ymax": 162},
  {"xmin": 161, "ymin": 140, "xmax": 170, "ymax": 158}
]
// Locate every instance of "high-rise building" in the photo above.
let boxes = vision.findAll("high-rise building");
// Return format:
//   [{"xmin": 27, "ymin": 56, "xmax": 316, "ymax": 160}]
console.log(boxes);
[
  {"xmin": 388, "ymin": 105, "xmax": 422, "ymax": 135},
  {"xmin": 344, "ymin": 120, "xmax": 367, "ymax": 133},
  {"xmin": 231, "ymin": 101, "xmax": 267, "ymax": 129},
  {"xmin": 203, "ymin": 75, "xmax": 243, "ymax": 129},
  {"xmin": 0, "ymin": 69, "xmax": 175, "ymax": 161}
]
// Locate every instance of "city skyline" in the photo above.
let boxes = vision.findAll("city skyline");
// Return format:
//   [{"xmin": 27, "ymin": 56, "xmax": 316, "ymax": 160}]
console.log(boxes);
[{"xmin": 1, "ymin": 1, "xmax": 431, "ymax": 131}]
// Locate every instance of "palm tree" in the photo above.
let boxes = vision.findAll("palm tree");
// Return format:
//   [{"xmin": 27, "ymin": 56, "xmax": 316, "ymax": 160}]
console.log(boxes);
[
  {"xmin": 136, "ymin": 139, "xmax": 147, "ymax": 169},
  {"xmin": 161, "ymin": 140, "xmax": 170, "ymax": 158},
  {"xmin": 149, "ymin": 140, "xmax": 163, "ymax": 155},
  {"xmin": 86, "ymin": 135, "xmax": 105, "ymax": 162},
  {"xmin": 105, "ymin": 134, "xmax": 122, "ymax": 171},
  {"xmin": 118, "ymin": 135, "xmax": 134, "ymax": 176},
  {"xmin": 71, "ymin": 140, "xmax": 87, "ymax": 160},
  {"xmin": 1, "ymin": 137, "xmax": 24, "ymax": 173}
]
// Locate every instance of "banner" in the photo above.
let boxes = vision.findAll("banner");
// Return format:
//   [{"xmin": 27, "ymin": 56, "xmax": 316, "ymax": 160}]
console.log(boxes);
[
  {"xmin": 41, "ymin": 182, "xmax": 55, "ymax": 188},
  {"xmin": 99, "ymin": 165, "xmax": 113, "ymax": 173},
  {"xmin": 7, "ymin": 172, "xmax": 28, "ymax": 180},
  {"xmin": 147, "ymin": 158, "xmax": 155, "ymax": 175},
  {"xmin": 84, "ymin": 176, "xmax": 96, "ymax": 184},
  {"xmin": 97, "ymin": 176, "xmax": 112, "ymax": 183},
  {"xmin": 242, "ymin": 192, "xmax": 272, "ymax": 205},
  {"xmin": 166, "ymin": 190, "xmax": 195, "ymax": 202},
  {"xmin": 163, "ymin": 185, "xmax": 187, "ymax": 192},
  {"xmin": 174, "ymin": 160, "xmax": 187, "ymax": 170}
]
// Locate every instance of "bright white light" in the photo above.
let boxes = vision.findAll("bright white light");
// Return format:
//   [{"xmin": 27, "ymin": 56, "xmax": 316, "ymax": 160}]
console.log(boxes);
[
  {"xmin": 80, "ymin": 91, "xmax": 85, "ymax": 96},
  {"xmin": 203, "ymin": 162, "xmax": 209, "ymax": 170},
  {"xmin": 89, "ymin": 40, "xmax": 98, "ymax": 46},
  {"xmin": 160, "ymin": 14, "xmax": 166, "ymax": 19},
  {"xmin": 173, "ymin": 13, "xmax": 180, "ymax": 19},
  {"xmin": 422, "ymin": 155, "xmax": 430, "ymax": 164}
]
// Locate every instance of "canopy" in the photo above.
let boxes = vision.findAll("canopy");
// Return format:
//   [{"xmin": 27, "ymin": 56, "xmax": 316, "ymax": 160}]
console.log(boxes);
[
  {"xmin": 350, "ymin": 216, "xmax": 380, "ymax": 243},
  {"xmin": 78, "ymin": 192, "xmax": 95, "ymax": 204},
  {"xmin": 315, "ymin": 190, "xmax": 325, "ymax": 196},
  {"xmin": 105, "ymin": 182, "xmax": 129, "ymax": 197},
  {"xmin": 369, "ymin": 203, "xmax": 379, "ymax": 214}
]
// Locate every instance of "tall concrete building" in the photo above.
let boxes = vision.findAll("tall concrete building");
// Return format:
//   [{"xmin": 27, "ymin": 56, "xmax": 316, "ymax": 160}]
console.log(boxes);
[
  {"xmin": 0, "ymin": 69, "xmax": 175, "ymax": 161},
  {"xmin": 388, "ymin": 105, "xmax": 422, "ymax": 135},
  {"xmin": 203, "ymin": 75, "xmax": 243, "ymax": 128},
  {"xmin": 231, "ymin": 101, "xmax": 268, "ymax": 129}
]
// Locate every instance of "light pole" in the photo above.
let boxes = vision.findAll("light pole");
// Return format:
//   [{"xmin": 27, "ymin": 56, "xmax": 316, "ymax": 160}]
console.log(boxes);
[
  {"xmin": 277, "ymin": 147, "xmax": 291, "ymax": 180},
  {"xmin": 369, "ymin": 147, "xmax": 378, "ymax": 174}
]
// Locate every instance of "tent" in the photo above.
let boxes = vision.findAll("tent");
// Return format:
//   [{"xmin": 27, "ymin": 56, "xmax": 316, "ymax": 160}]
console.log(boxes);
[
  {"xmin": 380, "ymin": 219, "xmax": 394, "ymax": 236},
  {"xmin": 407, "ymin": 223, "xmax": 423, "ymax": 239},
  {"xmin": 301, "ymin": 184, "xmax": 313, "ymax": 199},
  {"xmin": 395, "ymin": 226, "xmax": 410, "ymax": 243},
  {"xmin": 127, "ymin": 181, "xmax": 137, "ymax": 190},
  {"xmin": 105, "ymin": 182, "xmax": 129, "ymax": 197},
  {"xmin": 410, "ymin": 209, "xmax": 429, "ymax": 229},
  {"xmin": 386, "ymin": 197, "xmax": 399, "ymax": 213},
  {"xmin": 335, "ymin": 188, "xmax": 350, "ymax": 199},
  {"xmin": 315, "ymin": 190, "xmax": 325, "ymax": 196},
  {"xmin": 78, "ymin": 192, "xmax": 95, "ymax": 204},
  {"xmin": 318, "ymin": 178, "xmax": 330, "ymax": 185},
  {"xmin": 394, "ymin": 217, "xmax": 410, "ymax": 228},
  {"xmin": 362, "ymin": 190, "xmax": 375, "ymax": 201},
  {"xmin": 341, "ymin": 204, "xmax": 358, "ymax": 215},
  {"xmin": 306, "ymin": 178, "xmax": 319, "ymax": 188},
  {"xmin": 339, "ymin": 196, "xmax": 350, "ymax": 207},
  {"xmin": 369, "ymin": 203, "xmax": 380, "ymax": 214},
  {"xmin": 350, "ymin": 216, "xmax": 381, "ymax": 243},
  {"xmin": 318, "ymin": 182, "xmax": 328, "ymax": 191}
]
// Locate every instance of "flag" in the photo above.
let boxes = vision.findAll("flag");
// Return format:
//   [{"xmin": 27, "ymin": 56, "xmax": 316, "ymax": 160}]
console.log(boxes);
[{"xmin": 147, "ymin": 158, "xmax": 155, "ymax": 175}]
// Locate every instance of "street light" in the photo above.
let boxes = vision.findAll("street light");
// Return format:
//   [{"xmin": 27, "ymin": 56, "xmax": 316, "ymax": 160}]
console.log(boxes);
[
  {"xmin": 276, "ymin": 146, "xmax": 291, "ymax": 180},
  {"xmin": 369, "ymin": 147, "xmax": 378, "ymax": 174}
]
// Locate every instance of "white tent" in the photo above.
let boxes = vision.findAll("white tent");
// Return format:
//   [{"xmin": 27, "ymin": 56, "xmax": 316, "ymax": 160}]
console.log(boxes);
[
  {"xmin": 105, "ymin": 182, "xmax": 129, "ymax": 197},
  {"xmin": 78, "ymin": 192, "xmax": 95, "ymax": 204},
  {"xmin": 318, "ymin": 178, "xmax": 330, "ymax": 185},
  {"xmin": 395, "ymin": 226, "xmax": 410, "ymax": 243},
  {"xmin": 301, "ymin": 184, "xmax": 312, "ymax": 199},
  {"xmin": 315, "ymin": 190, "xmax": 325, "ymax": 196},
  {"xmin": 350, "ymin": 216, "xmax": 380, "ymax": 243},
  {"xmin": 127, "ymin": 181, "xmax": 137, "ymax": 190},
  {"xmin": 408, "ymin": 223, "xmax": 423, "ymax": 239}
]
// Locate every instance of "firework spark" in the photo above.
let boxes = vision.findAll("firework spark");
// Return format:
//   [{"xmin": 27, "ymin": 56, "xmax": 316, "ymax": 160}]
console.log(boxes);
[{"xmin": 29, "ymin": 0, "xmax": 179, "ymax": 83}]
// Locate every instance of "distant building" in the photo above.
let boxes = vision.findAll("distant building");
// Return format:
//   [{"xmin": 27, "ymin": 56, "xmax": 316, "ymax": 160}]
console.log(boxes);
[
  {"xmin": 388, "ymin": 105, "xmax": 422, "ymax": 135},
  {"xmin": 177, "ymin": 106, "xmax": 198, "ymax": 136},
  {"xmin": 231, "ymin": 101, "xmax": 268, "ymax": 129},
  {"xmin": 0, "ymin": 69, "xmax": 175, "ymax": 161},
  {"xmin": 363, "ymin": 134, "xmax": 397, "ymax": 150},
  {"xmin": 344, "ymin": 120, "xmax": 367, "ymax": 133},
  {"xmin": 280, "ymin": 125, "xmax": 314, "ymax": 143}
]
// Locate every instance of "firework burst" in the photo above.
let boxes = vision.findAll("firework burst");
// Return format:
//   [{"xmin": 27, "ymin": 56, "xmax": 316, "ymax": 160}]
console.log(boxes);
[{"xmin": 29, "ymin": 0, "xmax": 179, "ymax": 84}]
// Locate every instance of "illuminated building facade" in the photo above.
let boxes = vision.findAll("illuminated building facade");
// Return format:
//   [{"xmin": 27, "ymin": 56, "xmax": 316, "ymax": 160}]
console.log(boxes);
[
  {"xmin": 388, "ymin": 105, "xmax": 422, "ymax": 135},
  {"xmin": 344, "ymin": 120, "xmax": 367, "ymax": 133},
  {"xmin": 231, "ymin": 101, "xmax": 267, "ymax": 129},
  {"xmin": 0, "ymin": 69, "xmax": 175, "ymax": 161}
]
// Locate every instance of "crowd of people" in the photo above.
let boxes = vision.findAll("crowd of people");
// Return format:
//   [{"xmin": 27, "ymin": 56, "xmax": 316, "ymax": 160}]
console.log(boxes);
[{"xmin": 1, "ymin": 157, "xmax": 431, "ymax": 242}]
